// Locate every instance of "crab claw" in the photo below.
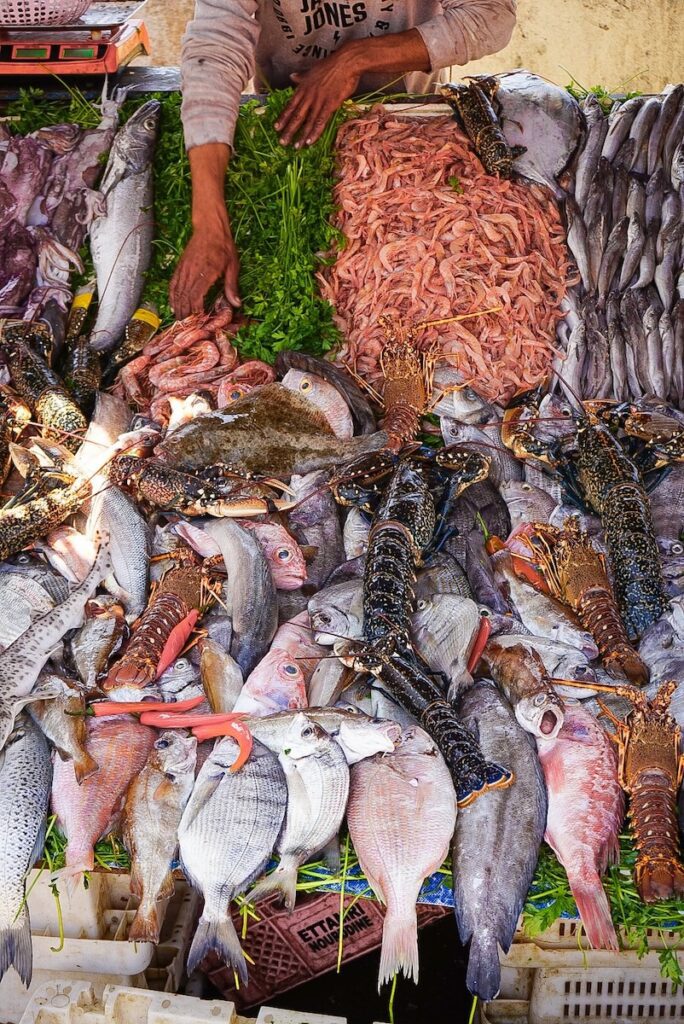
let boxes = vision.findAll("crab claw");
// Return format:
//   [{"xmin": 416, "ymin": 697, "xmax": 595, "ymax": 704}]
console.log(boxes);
[{"xmin": 192, "ymin": 717, "xmax": 253, "ymax": 772}]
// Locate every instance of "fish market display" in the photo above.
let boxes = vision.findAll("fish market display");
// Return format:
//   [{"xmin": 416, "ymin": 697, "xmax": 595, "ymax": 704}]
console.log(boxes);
[{"xmin": 1, "ymin": 76, "xmax": 684, "ymax": 1011}]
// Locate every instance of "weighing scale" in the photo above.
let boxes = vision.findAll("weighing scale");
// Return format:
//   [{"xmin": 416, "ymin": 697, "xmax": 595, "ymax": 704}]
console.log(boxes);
[{"xmin": 0, "ymin": 2, "xmax": 150, "ymax": 75}]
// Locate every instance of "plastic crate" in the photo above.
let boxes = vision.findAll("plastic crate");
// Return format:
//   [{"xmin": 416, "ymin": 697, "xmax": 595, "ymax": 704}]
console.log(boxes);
[
  {"xmin": 513, "ymin": 915, "xmax": 684, "ymax": 952},
  {"xmin": 0, "ymin": 0, "xmax": 91, "ymax": 26},
  {"xmin": 202, "ymin": 889, "xmax": 450, "ymax": 1009},
  {"xmin": 480, "ymin": 942, "xmax": 684, "ymax": 1024},
  {"xmin": 0, "ymin": 870, "xmax": 199, "ymax": 1024}
]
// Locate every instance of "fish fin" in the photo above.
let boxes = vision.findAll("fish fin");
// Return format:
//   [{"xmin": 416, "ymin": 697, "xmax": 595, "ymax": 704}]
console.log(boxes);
[
  {"xmin": 466, "ymin": 930, "xmax": 501, "ymax": 1001},
  {"xmin": 378, "ymin": 907, "xmax": 418, "ymax": 991},
  {"xmin": 158, "ymin": 870, "xmax": 175, "ymax": 901},
  {"xmin": 319, "ymin": 835, "xmax": 341, "ymax": 873},
  {"xmin": 186, "ymin": 912, "xmax": 247, "ymax": 982},
  {"xmin": 248, "ymin": 864, "xmax": 298, "ymax": 912},
  {"xmin": 128, "ymin": 902, "xmax": 160, "ymax": 944},
  {"xmin": 73, "ymin": 751, "xmax": 99, "ymax": 785},
  {"xmin": 0, "ymin": 905, "xmax": 32, "ymax": 986},
  {"xmin": 571, "ymin": 874, "xmax": 619, "ymax": 951},
  {"xmin": 153, "ymin": 777, "xmax": 177, "ymax": 802}
]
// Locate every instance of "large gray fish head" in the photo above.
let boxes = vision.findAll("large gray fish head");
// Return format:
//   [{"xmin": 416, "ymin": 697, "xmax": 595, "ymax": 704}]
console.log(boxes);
[
  {"xmin": 280, "ymin": 712, "xmax": 330, "ymax": 760},
  {"xmin": 328, "ymin": 706, "xmax": 401, "ymax": 763},
  {"xmin": 151, "ymin": 730, "xmax": 198, "ymax": 776},
  {"xmin": 515, "ymin": 690, "xmax": 564, "ymax": 739},
  {"xmin": 431, "ymin": 366, "xmax": 500, "ymax": 424},
  {"xmin": 107, "ymin": 100, "xmax": 161, "ymax": 184},
  {"xmin": 499, "ymin": 480, "xmax": 556, "ymax": 526}
]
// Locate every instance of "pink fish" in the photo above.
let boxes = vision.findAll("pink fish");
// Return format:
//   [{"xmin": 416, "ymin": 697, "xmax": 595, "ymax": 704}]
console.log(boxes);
[
  {"xmin": 536, "ymin": 704, "xmax": 625, "ymax": 950},
  {"xmin": 232, "ymin": 648, "xmax": 307, "ymax": 717},
  {"xmin": 272, "ymin": 611, "xmax": 326, "ymax": 684},
  {"xmin": 281, "ymin": 368, "xmax": 354, "ymax": 438},
  {"xmin": 240, "ymin": 521, "xmax": 307, "ymax": 590},
  {"xmin": 51, "ymin": 715, "xmax": 156, "ymax": 875}
]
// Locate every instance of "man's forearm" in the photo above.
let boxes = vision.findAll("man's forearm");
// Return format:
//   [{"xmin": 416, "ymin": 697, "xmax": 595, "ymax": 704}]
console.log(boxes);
[
  {"xmin": 341, "ymin": 29, "xmax": 431, "ymax": 78},
  {"xmin": 189, "ymin": 143, "xmax": 231, "ymax": 233}
]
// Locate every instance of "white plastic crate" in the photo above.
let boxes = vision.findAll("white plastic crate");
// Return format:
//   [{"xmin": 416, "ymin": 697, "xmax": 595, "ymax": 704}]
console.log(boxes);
[
  {"xmin": 0, "ymin": 870, "xmax": 199, "ymax": 1024},
  {"xmin": 514, "ymin": 915, "xmax": 684, "ymax": 952}
]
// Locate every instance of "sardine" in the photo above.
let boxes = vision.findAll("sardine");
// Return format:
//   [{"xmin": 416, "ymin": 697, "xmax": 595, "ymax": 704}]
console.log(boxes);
[
  {"xmin": 601, "ymin": 96, "xmax": 645, "ymax": 163},
  {"xmin": 203, "ymin": 519, "xmax": 278, "ymax": 676},
  {"xmin": 628, "ymin": 95, "xmax": 662, "ymax": 174},
  {"xmin": 648, "ymin": 84, "xmax": 684, "ymax": 175},
  {"xmin": 122, "ymin": 731, "xmax": 197, "ymax": 942},
  {"xmin": 575, "ymin": 95, "xmax": 607, "ymax": 209},
  {"xmin": 564, "ymin": 197, "xmax": 592, "ymax": 291},
  {"xmin": 51, "ymin": 714, "xmax": 155, "ymax": 875},
  {"xmin": 248, "ymin": 714, "xmax": 349, "ymax": 910},
  {"xmin": 597, "ymin": 216, "xmax": 628, "ymax": 300},
  {"xmin": 618, "ymin": 210, "xmax": 645, "ymax": 289},
  {"xmin": 0, "ymin": 715, "xmax": 52, "ymax": 987},
  {"xmin": 89, "ymin": 102, "xmax": 160, "ymax": 351},
  {"xmin": 453, "ymin": 682, "xmax": 547, "ymax": 1000},
  {"xmin": 179, "ymin": 738, "xmax": 287, "ymax": 981},
  {"xmin": 536, "ymin": 704, "xmax": 624, "ymax": 950},
  {"xmin": 347, "ymin": 726, "xmax": 456, "ymax": 988},
  {"xmin": 28, "ymin": 672, "xmax": 97, "ymax": 782}
]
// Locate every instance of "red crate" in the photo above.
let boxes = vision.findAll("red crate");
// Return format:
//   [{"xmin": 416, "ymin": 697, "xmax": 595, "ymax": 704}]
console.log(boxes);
[{"xmin": 202, "ymin": 891, "xmax": 450, "ymax": 1009}]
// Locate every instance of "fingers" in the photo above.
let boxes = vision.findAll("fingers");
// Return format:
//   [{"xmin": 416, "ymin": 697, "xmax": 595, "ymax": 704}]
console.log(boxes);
[
  {"xmin": 300, "ymin": 100, "xmax": 334, "ymax": 146},
  {"xmin": 170, "ymin": 249, "xmax": 213, "ymax": 320},
  {"xmin": 276, "ymin": 88, "xmax": 315, "ymax": 147},
  {"xmin": 224, "ymin": 251, "xmax": 242, "ymax": 308}
]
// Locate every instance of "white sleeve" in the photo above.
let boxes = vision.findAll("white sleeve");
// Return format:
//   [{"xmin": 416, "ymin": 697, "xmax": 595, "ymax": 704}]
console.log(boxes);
[{"xmin": 415, "ymin": 0, "xmax": 517, "ymax": 71}]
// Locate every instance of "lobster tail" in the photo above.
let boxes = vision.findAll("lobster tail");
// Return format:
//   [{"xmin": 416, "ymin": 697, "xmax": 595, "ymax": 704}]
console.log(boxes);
[
  {"xmin": 578, "ymin": 589, "xmax": 650, "ymax": 686},
  {"xmin": 629, "ymin": 769, "xmax": 684, "ymax": 902},
  {"xmin": 104, "ymin": 590, "xmax": 190, "ymax": 695}
]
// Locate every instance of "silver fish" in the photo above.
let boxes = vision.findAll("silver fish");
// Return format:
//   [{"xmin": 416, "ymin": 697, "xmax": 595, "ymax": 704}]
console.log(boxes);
[
  {"xmin": 70, "ymin": 597, "xmax": 126, "ymax": 689},
  {"xmin": 620, "ymin": 290, "xmax": 649, "ymax": 392},
  {"xmin": 606, "ymin": 291, "xmax": 630, "ymax": 401},
  {"xmin": 308, "ymin": 657, "xmax": 349, "ymax": 708},
  {"xmin": 628, "ymin": 95, "xmax": 662, "ymax": 174},
  {"xmin": 288, "ymin": 470, "xmax": 345, "ymax": 592},
  {"xmin": 343, "ymin": 505, "xmax": 370, "ymax": 559},
  {"xmin": 411, "ymin": 592, "xmax": 481, "ymax": 694},
  {"xmin": 671, "ymin": 140, "xmax": 684, "ymax": 191},
  {"xmin": 87, "ymin": 487, "xmax": 150, "ymax": 621},
  {"xmin": 611, "ymin": 163, "xmax": 629, "ymax": 228},
  {"xmin": 248, "ymin": 713, "xmax": 349, "ymax": 910},
  {"xmin": 575, "ymin": 95, "xmax": 607, "ymax": 209},
  {"xmin": 597, "ymin": 216, "xmax": 628, "ymax": 300},
  {"xmin": 648, "ymin": 85, "xmax": 684, "ymax": 176},
  {"xmin": 618, "ymin": 210, "xmax": 645, "ymax": 289},
  {"xmin": 453, "ymin": 681, "xmax": 547, "ymax": 1000},
  {"xmin": 179, "ymin": 738, "xmax": 287, "ymax": 981},
  {"xmin": 564, "ymin": 197, "xmax": 592, "ymax": 291},
  {"xmin": 672, "ymin": 300, "xmax": 684, "ymax": 404},
  {"xmin": 431, "ymin": 365, "xmax": 499, "ymax": 424},
  {"xmin": 657, "ymin": 190, "xmax": 681, "ymax": 261},
  {"xmin": 554, "ymin": 315, "xmax": 587, "ymax": 400},
  {"xmin": 441, "ymin": 419, "xmax": 521, "ymax": 486},
  {"xmin": 203, "ymin": 519, "xmax": 278, "ymax": 676},
  {"xmin": 601, "ymin": 95, "xmax": 645, "ymax": 162},
  {"xmin": 626, "ymin": 176, "xmax": 645, "ymax": 221},
  {"xmin": 643, "ymin": 299, "xmax": 666, "ymax": 397},
  {"xmin": 499, "ymin": 480, "xmax": 557, "ymax": 528},
  {"xmin": 159, "ymin": 655, "xmax": 204, "ymax": 704},
  {"xmin": 308, "ymin": 578, "xmax": 363, "ymax": 644},
  {"xmin": 0, "ymin": 715, "xmax": 52, "ymax": 987},
  {"xmin": 247, "ymin": 706, "xmax": 400, "ymax": 765},
  {"xmin": 28, "ymin": 672, "xmax": 97, "ymax": 783},
  {"xmin": 655, "ymin": 223, "xmax": 682, "ymax": 311},
  {"xmin": 89, "ymin": 101, "xmax": 160, "ymax": 351},
  {"xmin": 663, "ymin": 94, "xmax": 684, "ymax": 174}
]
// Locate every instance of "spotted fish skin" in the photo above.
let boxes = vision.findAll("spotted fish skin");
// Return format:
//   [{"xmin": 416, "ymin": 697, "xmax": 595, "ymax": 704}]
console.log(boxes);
[{"xmin": 0, "ymin": 715, "xmax": 52, "ymax": 987}]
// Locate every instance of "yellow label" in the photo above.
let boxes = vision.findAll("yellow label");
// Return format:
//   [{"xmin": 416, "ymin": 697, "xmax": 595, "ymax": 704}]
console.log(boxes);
[
  {"xmin": 72, "ymin": 291, "xmax": 94, "ymax": 310},
  {"xmin": 132, "ymin": 307, "xmax": 161, "ymax": 330}
]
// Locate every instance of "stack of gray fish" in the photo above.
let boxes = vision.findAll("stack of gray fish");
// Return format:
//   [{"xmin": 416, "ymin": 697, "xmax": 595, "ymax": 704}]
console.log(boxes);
[{"xmin": 557, "ymin": 86, "xmax": 684, "ymax": 402}]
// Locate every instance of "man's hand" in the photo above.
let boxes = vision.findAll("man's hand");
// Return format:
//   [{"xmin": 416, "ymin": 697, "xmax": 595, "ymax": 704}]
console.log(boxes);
[
  {"xmin": 170, "ymin": 224, "xmax": 240, "ymax": 321},
  {"xmin": 274, "ymin": 48, "xmax": 362, "ymax": 148}
]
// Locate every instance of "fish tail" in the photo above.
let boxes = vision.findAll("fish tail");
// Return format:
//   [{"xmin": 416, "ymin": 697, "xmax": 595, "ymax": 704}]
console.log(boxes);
[
  {"xmin": 571, "ymin": 873, "xmax": 619, "ymax": 951},
  {"xmin": 378, "ymin": 907, "xmax": 418, "ymax": 991},
  {"xmin": 73, "ymin": 751, "xmax": 99, "ymax": 784},
  {"xmin": 186, "ymin": 911, "xmax": 247, "ymax": 981},
  {"xmin": 248, "ymin": 864, "xmax": 298, "ymax": 912},
  {"xmin": 466, "ymin": 930, "xmax": 501, "ymax": 1001},
  {"xmin": 0, "ymin": 905, "xmax": 33, "ymax": 987},
  {"xmin": 128, "ymin": 901, "xmax": 161, "ymax": 944}
]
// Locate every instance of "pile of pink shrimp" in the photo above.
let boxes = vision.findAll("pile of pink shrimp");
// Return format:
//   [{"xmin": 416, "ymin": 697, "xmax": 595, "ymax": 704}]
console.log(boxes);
[
  {"xmin": 319, "ymin": 108, "xmax": 578, "ymax": 404},
  {"xmin": 113, "ymin": 310, "xmax": 275, "ymax": 424}
]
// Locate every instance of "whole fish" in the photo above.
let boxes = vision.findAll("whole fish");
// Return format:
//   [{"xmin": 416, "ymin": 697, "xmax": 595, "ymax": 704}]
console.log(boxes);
[
  {"xmin": 465, "ymin": 529, "xmax": 512, "ymax": 615},
  {"xmin": 610, "ymin": 164, "xmax": 629, "ymax": 228},
  {"xmin": 441, "ymin": 419, "xmax": 522, "ymax": 486},
  {"xmin": 288, "ymin": 470, "xmax": 345, "ymax": 591},
  {"xmin": 536, "ymin": 704, "xmax": 624, "ymax": 950},
  {"xmin": 281, "ymin": 368, "xmax": 354, "ymax": 438},
  {"xmin": 663, "ymin": 95, "xmax": 684, "ymax": 175},
  {"xmin": 51, "ymin": 714, "xmax": 155, "ymax": 874},
  {"xmin": 673, "ymin": 300, "xmax": 684, "ymax": 404},
  {"xmin": 453, "ymin": 682, "xmax": 547, "ymax": 1000},
  {"xmin": 575, "ymin": 95, "xmax": 608, "ymax": 209},
  {"xmin": 179, "ymin": 737, "xmax": 287, "ymax": 981},
  {"xmin": 625, "ymin": 175, "xmax": 646, "ymax": 222},
  {"xmin": 597, "ymin": 216, "xmax": 628, "ymax": 299},
  {"xmin": 87, "ymin": 487, "xmax": 150, "ymax": 620},
  {"xmin": 618, "ymin": 210, "xmax": 645, "ymax": 289},
  {"xmin": 241, "ymin": 520, "xmax": 307, "ymax": 591},
  {"xmin": 343, "ymin": 505, "xmax": 370, "ymax": 559},
  {"xmin": 489, "ymin": 546, "xmax": 598, "ymax": 657},
  {"xmin": 122, "ymin": 730, "xmax": 197, "ymax": 943},
  {"xmin": 28, "ymin": 672, "xmax": 97, "ymax": 783},
  {"xmin": 660, "ymin": 309, "xmax": 678, "ymax": 400},
  {"xmin": 431, "ymin": 365, "xmax": 499, "ymax": 424},
  {"xmin": 200, "ymin": 640, "xmax": 243, "ymax": 713},
  {"xmin": 620, "ymin": 290, "xmax": 650, "ymax": 392},
  {"xmin": 411, "ymin": 593, "xmax": 481, "ymax": 694},
  {"xmin": 479, "ymin": 639, "xmax": 565, "ymax": 738},
  {"xmin": 203, "ymin": 519, "xmax": 277, "ymax": 676},
  {"xmin": 248, "ymin": 713, "xmax": 349, "ymax": 909},
  {"xmin": 650, "ymin": 465, "xmax": 684, "ymax": 553},
  {"xmin": 308, "ymin": 578, "xmax": 364, "ymax": 644},
  {"xmin": 233, "ymin": 648, "xmax": 307, "ymax": 716},
  {"xmin": 670, "ymin": 139, "xmax": 684, "ymax": 191},
  {"xmin": 485, "ymin": 633, "xmax": 597, "ymax": 694},
  {"xmin": 642, "ymin": 298, "xmax": 666, "ymax": 396},
  {"xmin": 89, "ymin": 102, "xmax": 160, "ymax": 352},
  {"xmin": 582, "ymin": 321, "xmax": 612, "ymax": 400},
  {"xmin": 657, "ymin": 191, "xmax": 681, "ymax": 262},
  {"xmin": 640, "ymin": 169, "xmax": 665, "ymax": 287},
  {"xmin": 155, "ymin": 384, "xmax": 387, "ymax": 479},
  {"xmin": 70, "ymin": 598, "xmax": 126, "ymax": 689},
  {"xmin": 628, "ymin": 95, "xmax": 662, "ymax": 175},
  {"xmin": 601, "ymin": 95, "xmax": 645, "ymax": 162},
  {"xmin": 564, "ymin": 196, "xmax": 592, "ymax": 291},
  {"xmin": 0, "ymin": 715, "xmax": 52, "ymax": 987},
  {"xmin": 555, "ymin": 315, "xmax": 587, "ymax": 399},
  {"xmin": 605, "ymin": 291, "xmax": 630, "ymax": 401},
  {"xmin": 246, "ymin": 706, "xmax": 400, "ymax": 764},
  {"xmin": 648, "ymin": 85, "xmax": 684, "ymax": 175},
  {"xmin": 655, "ymin": 223, "xmax": 682, "ymax": 311},
  {"xmin": 347, "ymin": 725, "xmax": 457, "ymax": 988},
  {"xmin": 0, "ymin": 552, "xmax": 70, "ymax": 604},
  {"xmin": 0, "ymin": 542, "xmax": 111, "ymax": 754}
]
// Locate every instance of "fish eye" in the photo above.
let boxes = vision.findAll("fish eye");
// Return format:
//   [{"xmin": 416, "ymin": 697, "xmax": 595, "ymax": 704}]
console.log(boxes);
[
  {"xmin": 277, "ymin": 547, "xmax": 292, "ymax": 562},
  {"xmin": 155, "ymin": 738, "xmax": 170, "ymax": 749},
  {"xmin": 417, "ymin": 599, "xmax": 427, "ymax": 610},
  {"xmin": 533, "ymin": 693, "xmax": 546, "ymax": 706},
  {"xmin": 174, "ymin": 659, "xmax": 188, "ymax": 670},
  {"xmin": 144, "ymin": 118, "xmax": 156, "ymax": 130},
  {"xmin": 283, "ymin": 663, "xmax": 298, "ymax": 676},
  {"xmin": 17, "ymin": 554, "xmax": 30, "ymax": 563},
  {"xmin": 229, "ymin": 389, "xmax": 242, "ymax": 401},
  {"xmin": 316, "ymin": 612, "xmax": 331, "ymax": 625},
  {"xmin": 300, "ymin": 378, "xmax": 313, "ymax": 392},
  {"xmin": 302, "ymin": 725, "xmax": 314, "ymax": 737},
  {"xmin": 561, "ymin": 408, "xmax": 571, "ymax": 417},
  {"xmin": 672, "ymin": 543, "xmax": 683, "ymax": 556},
  {"xmin": 521, "ymin": 483, "xmax": 531, "ymax": 491},
  {"xmin": 480, "ymin": 609, "xmax": 490, "ymax": 618}
]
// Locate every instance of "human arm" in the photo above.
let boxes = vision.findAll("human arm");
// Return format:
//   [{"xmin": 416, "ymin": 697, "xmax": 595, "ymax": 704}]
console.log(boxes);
[{"xmin": 276, "ymin": 0, "xmax": 517, "ymax": 148}]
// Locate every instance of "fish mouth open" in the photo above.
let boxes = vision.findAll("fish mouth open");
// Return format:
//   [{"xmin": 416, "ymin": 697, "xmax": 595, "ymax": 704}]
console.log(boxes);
[{"xmin": 540, "ymin": 708, "xmax": 561, "ymax": 736}]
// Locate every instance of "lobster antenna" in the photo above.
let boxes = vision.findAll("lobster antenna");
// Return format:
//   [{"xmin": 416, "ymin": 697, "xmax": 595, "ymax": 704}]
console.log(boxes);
[{"xmin": 548, "ymin": 364, "xmax": 585, "ymax": 414}]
